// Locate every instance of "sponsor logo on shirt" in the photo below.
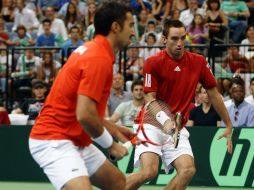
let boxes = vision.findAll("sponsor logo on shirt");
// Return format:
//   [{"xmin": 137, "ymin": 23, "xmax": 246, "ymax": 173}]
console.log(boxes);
[
  {"xmin": 174, "ymin": 66, "xmax": 181, "ymax": 72},
  {"xmin": 145, "ymin": 73, "xmax": 151, "ymax": 87}
]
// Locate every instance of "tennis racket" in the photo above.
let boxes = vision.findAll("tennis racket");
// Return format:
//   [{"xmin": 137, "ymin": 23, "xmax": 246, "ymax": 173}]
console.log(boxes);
[{"xmin": 110, "ymin": 100, "xmax": 181, "ymax": 161}]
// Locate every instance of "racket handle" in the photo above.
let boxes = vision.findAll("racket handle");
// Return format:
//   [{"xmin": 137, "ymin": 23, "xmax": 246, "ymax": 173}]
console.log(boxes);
[{"xmin": 109, "ymin": 141, "xmax": 133, "ymax": 162}]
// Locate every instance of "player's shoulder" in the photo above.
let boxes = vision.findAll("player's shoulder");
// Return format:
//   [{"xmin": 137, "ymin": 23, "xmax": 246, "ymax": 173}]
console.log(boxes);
[{"xmin": 145, "ymin": 49, "xmax": 165, "ymax": 63}]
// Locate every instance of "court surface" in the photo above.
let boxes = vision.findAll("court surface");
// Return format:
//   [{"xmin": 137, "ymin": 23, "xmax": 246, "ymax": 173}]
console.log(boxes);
[{"xmin": 0, "ymin": 182, "xmax": 252, "ymax": 190}]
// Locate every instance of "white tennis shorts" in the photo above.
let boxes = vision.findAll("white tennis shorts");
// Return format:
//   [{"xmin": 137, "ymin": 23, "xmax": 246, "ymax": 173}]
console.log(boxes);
[
  {"xmin": 133, "ymin": 124, "xmax": 193, "ymax": 173},
  {"xmin": 29, "ymin": 139, "xmax": 106, "ymax": 190}
]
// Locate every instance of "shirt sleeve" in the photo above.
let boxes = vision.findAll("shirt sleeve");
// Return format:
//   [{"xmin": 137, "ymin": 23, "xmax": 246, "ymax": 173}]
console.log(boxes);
[{"xmin": 143, "ymin": 58, "xmax": 159, "ymax": 92}]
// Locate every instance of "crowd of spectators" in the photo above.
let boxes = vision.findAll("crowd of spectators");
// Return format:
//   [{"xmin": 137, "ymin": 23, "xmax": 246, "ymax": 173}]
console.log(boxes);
[{"xmin": 0, "ymin": 0, "xmax": 253, "ymax": 127}]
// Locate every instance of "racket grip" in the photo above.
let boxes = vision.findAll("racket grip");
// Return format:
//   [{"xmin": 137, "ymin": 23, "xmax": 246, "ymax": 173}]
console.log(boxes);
[{"xmin": 109, "ymin": 141, "xmax": 133, "ymax": 162}]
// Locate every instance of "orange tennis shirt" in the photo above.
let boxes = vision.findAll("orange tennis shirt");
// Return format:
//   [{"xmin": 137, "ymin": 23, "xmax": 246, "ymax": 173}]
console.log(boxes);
[{"xmin": 30, "ymin": 35, "xmax": 115, "ymax": 147}]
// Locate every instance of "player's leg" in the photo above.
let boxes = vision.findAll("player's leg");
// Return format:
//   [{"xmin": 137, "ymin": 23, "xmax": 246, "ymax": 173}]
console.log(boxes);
[
  {"xmin": 90, "ymin": 159, "xmax": 126, "ymax": 190},
  {"xmin": 126, "ymin": 152, "xmax": 160, "ymax": 190},
  {"xmin": 161, "ymin": 128, "xmax": 195, "ymax": 190},
  {"xmin": 62, "ymin": 176, "xmax": 92, "ymax": 190},
  {"xmin": 164, "ymin": 154, "xmax": 195, "ymax": 190}
]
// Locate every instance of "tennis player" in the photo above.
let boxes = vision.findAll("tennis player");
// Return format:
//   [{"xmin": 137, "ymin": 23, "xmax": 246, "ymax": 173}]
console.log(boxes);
[
  {"xmin": 29, "ymin": 1, "xmax": 135, "ymax": 190},
  {"xmin": 126, "ymin": 19, "xmax": 233, "ymax": 190}
]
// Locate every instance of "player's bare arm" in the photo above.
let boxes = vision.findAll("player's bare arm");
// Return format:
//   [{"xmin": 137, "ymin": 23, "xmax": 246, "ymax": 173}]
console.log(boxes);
[
  {"xmin": 76, "ymin": 95, "xmax": 128, "ymax": 160},
  {"xmin": 103, "ymin": 119, "xmax": 137, "ymax": 143},
  {"xmin": 206, "ymin": 87, "xmax": 233, "ymax": 154}
]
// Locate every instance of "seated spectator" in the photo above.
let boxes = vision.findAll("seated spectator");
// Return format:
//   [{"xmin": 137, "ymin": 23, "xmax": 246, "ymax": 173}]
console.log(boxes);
[
  {"xmin": 12, "ymin": 0, "xmax": 39, "ymax": 32},
  {"xmin": 62, "ymin": 25, "xmax": 84, "ymax": 61},
  {"xmin": 63, "ymin": 2, "xmax": 82, "ymax": 31},
  {"xmin": 221, "ymin": 0, "xmax": 250, "ymax": 43},
  {"xmin": 1, "ymin": 0, "xmax": 15, "ymax": 22},
  {"xmin": 105, "ymin": 72, "xmax": 132, "ymax": 118},
  {"xmin": 7, "ymin": 25, "xmax": 34, "ymax": 47},
  {"xmin": 222, "ymin": 76, "xmax": 254, "ymax": 127},
  {"xmin": 37, "ymin": 0, "xmax": 61, "ymax": 18},
  {"xmin": 111, "ymin": 80, "xmax": 144, "ymax": 126},
  {"xmin": 58, "ymin": 0, "xmax": 87, "ymax": 19},
  {"xmin": 130, "ymin": 0, "xmax": 152, "ymax": 16},
  {"xmin": 245, "ymin": 77, "xmax": 254, "ymax": 105},
  {"xmin": 187, "ymin": 86, "xmax": 221, "ymax": 127},
  {"xmin": 84, "ymin": 1, "xmax": 96, "ymax": 29},
  {"xmin": 169, "ymin": 9, "xmax": 181, "ymax": 20},
  {"xmin": 37, "ymin": 6, "xmax": 68, "ymax": 41},
  {"xmin": 179, "ymin": 0, "xmax": 205, "ymax": 27},
  {"xmin": 139, "ymin": 31, "xmax": 161, "ymax": 61},
  {"xmin": 205, "ymin": 0, "xmax": 228, "ymax": 57},
  {"xmin": 0, "ymin": 17, "xmax": 9, "ymax": 44},
  {"xmin": 37, "ymin": 51, "xmax": 61, "ymax": 86},
  {"xmin": 187, "ymin": 13, "xmax": 209, "ymax": 45},
  {"xmin": 172, "ymin": 0, "xmax": 188, "ymax": 13},
  {"xmin": 12, "ymin": 79, "xmax": 47, "ymax": 123},
  {"xmin": 137, "ymin": 9, "xmax": 149, "ymax": 39},
  {"xmin": 0, "ymin": 42, "xmax": 11, "ymax": 96},
  {"xmin": 36, "ymin": 18, "xmax": 63, "ymax": 47},
  {"xmin": 140, "ymin": 19, "xmax": 160, "ymax": 45},
  {"xmin": 240, "ymin": 25, "xmax": 254, "ymax": 60},
  {"xmin": 151, "ymin": 0, "xmax": 171, "ymax": 20},
  {"xmin": 222, "ymin": 46, "xmax": 249, "ymax": 74}
]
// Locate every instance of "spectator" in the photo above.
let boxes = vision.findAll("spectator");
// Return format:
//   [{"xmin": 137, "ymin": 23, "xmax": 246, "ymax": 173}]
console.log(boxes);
[
  {"xmin": 12, "ymin": 0, "xmax": 39, "ymax": 32},
  {"xmin": 221, "ymin": 0, "xmax": 250, "ymax": 43},
  {"xmin": 245, "ymin": 77, "xmax": 254, "ymax": 105},
  {"xmin": 37, "ymin": 51, "xmax": 61, "ymax": 86},
  {"xmin": 170, "ymin": 9, "xmax": 181, "ymax": 20},
  {"xmin": 137, "ymin": 9, "xmax": 149, "ymax": 39},
  {"xmin": 1, "ymin": 0, "xmax": 15, "ymax": 22},
  {"xmin": 139, "ymin": 31, "xmax": 161, "ymax": 61},
  {"xmin": 0, "ymin": 42, "xmax": 11, "ymax": 95},
  {"xmin": 7, "ymin": 25, "xmax": 34, "ymax": 47},
  {"xmin": 36, "ymin": 18, "xmax": 61, "ymax": 47},
  {"xmin": 179, "ymin": 0, "xmax": 205, "ymax": 27},
  {"xmin": 0, "ymin": 17, "xmax": 9, "ymax": 44},
  {"xmin": 222, "ymin": 46, "xmax": 249, "ymax": 74},
  {"xmin": 12, "ymin": 79, "xmax": 47, "ymax": 123},
  {"xmin": 151, "ymin": 0, "xmax": 171, "ymax": 20},
  {"xmin": 84, "ymin": 1, "xmax": 96, "ymax": 28},
  {"xmin": 63, "ymin": 2, "xmax": 81, "ymax": 31},
  {"xmin": 240, "ymin": 25, "xmax": 254, "ymax": 60},
  {"xmin": 111, "ymin": 80, "xmax": 144, "ymax": 126},
  {"xmin": 58, "ymin": 0, "xmax": 87, "ymax": 18},
  {"xmin": 37, "ymin": 6, "xmax": 68, "ymax": 41},
  {"xmin": 187, "ymin": 13, "xmax": 209, "ymax": 44},
  {"xmin": 172, "ymin": 0, "xmax": 188, "ymax": 13},
  {"xmin": 187, "ymin": 86, "xmax": 221, "ymax": 127},
  {"xmin": 222, "ymin": 76, "xmax": 254, "ymax": 127},
  {"xmin": 62, "ymin": 25, "xmax": 84, "ymax": 61},
  {"xmin": 105, "ymin": 72, "xmax": 132, "ymax": 118},
  {"xmin": 130, "ymin": 0, "xmax": 152, "ymax": 16},
  {"xmin": 37, "ymin": 0, "xmax": 61, "ymax": 18},
  {"xmin": 205, "ymin": 0, "xmax": 228, "ymax": 57},
  {"xmin": 140, "ymin": 19, "xmax": 160, "ymax": 45}
]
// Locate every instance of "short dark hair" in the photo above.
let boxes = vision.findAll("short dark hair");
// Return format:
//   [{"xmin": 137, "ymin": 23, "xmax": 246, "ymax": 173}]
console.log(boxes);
[
  {"xmin": 131, "ymin": 80, "xmax": 143, "ymax": 92},
  {"xmin": 162, "ymin": 19, "xmax": 185, "ymax": 37},
  {"xmin": 230, "ymin": 76, "xmax": 245, "ymax": 89},
  {"xmin": 69, "ymin": 25, "xmax": 80, "ymax": 33},
  {"xmin": 94, "ymin": 0, "xmax": 132, "ymax": 36},
  {"xmin": 42, "ymin": 18, "xmax": 51, "ymax": 25}
]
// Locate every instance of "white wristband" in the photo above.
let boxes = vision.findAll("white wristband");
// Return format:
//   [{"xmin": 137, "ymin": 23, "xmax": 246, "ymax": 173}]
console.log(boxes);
[
  {"xmin": 92, "ymin": 128, "xmax": 113, "ymax": 149},
  {"xmin": 156, "ymin": 111, "xmax": 171, "ymax": 126}
]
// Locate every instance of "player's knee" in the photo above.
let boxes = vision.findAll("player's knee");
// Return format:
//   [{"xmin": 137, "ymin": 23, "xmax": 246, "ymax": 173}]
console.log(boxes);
[
  {"xmin": 141, "ymin": 166, "xmax": 158, "ymax": 182},
  {"xmin": 179, "ymin": 165, "xmax": 196, "ymax": 180}
]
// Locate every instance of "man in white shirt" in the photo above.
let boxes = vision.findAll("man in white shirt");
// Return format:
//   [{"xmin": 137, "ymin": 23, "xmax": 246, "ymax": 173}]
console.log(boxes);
[
  {"xmin": 12, "ymin": 0, "xmax": 40, "ymax": 32},
  {"xmin": 111, "ymin": 80, "xmax": 144, "ymax": 127},
  {"xmin": 179, "ymin": 0, "xmax": 205, "ymax": 27},
  {"xmin": 37, "ymin": 6, "xmax": 68, "ymax": 41}
]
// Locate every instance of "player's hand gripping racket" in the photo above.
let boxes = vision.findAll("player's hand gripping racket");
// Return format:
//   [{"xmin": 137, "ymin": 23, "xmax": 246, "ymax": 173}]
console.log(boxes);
[{"xmin": 109, "ymin": 100, "xmax": 177, "ymax": 161}]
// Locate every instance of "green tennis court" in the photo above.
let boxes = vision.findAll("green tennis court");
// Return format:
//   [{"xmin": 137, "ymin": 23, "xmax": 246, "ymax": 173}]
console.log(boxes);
[{"xmin": 0, "ymin": 182, "xmax": 252, "ymax": 190}]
